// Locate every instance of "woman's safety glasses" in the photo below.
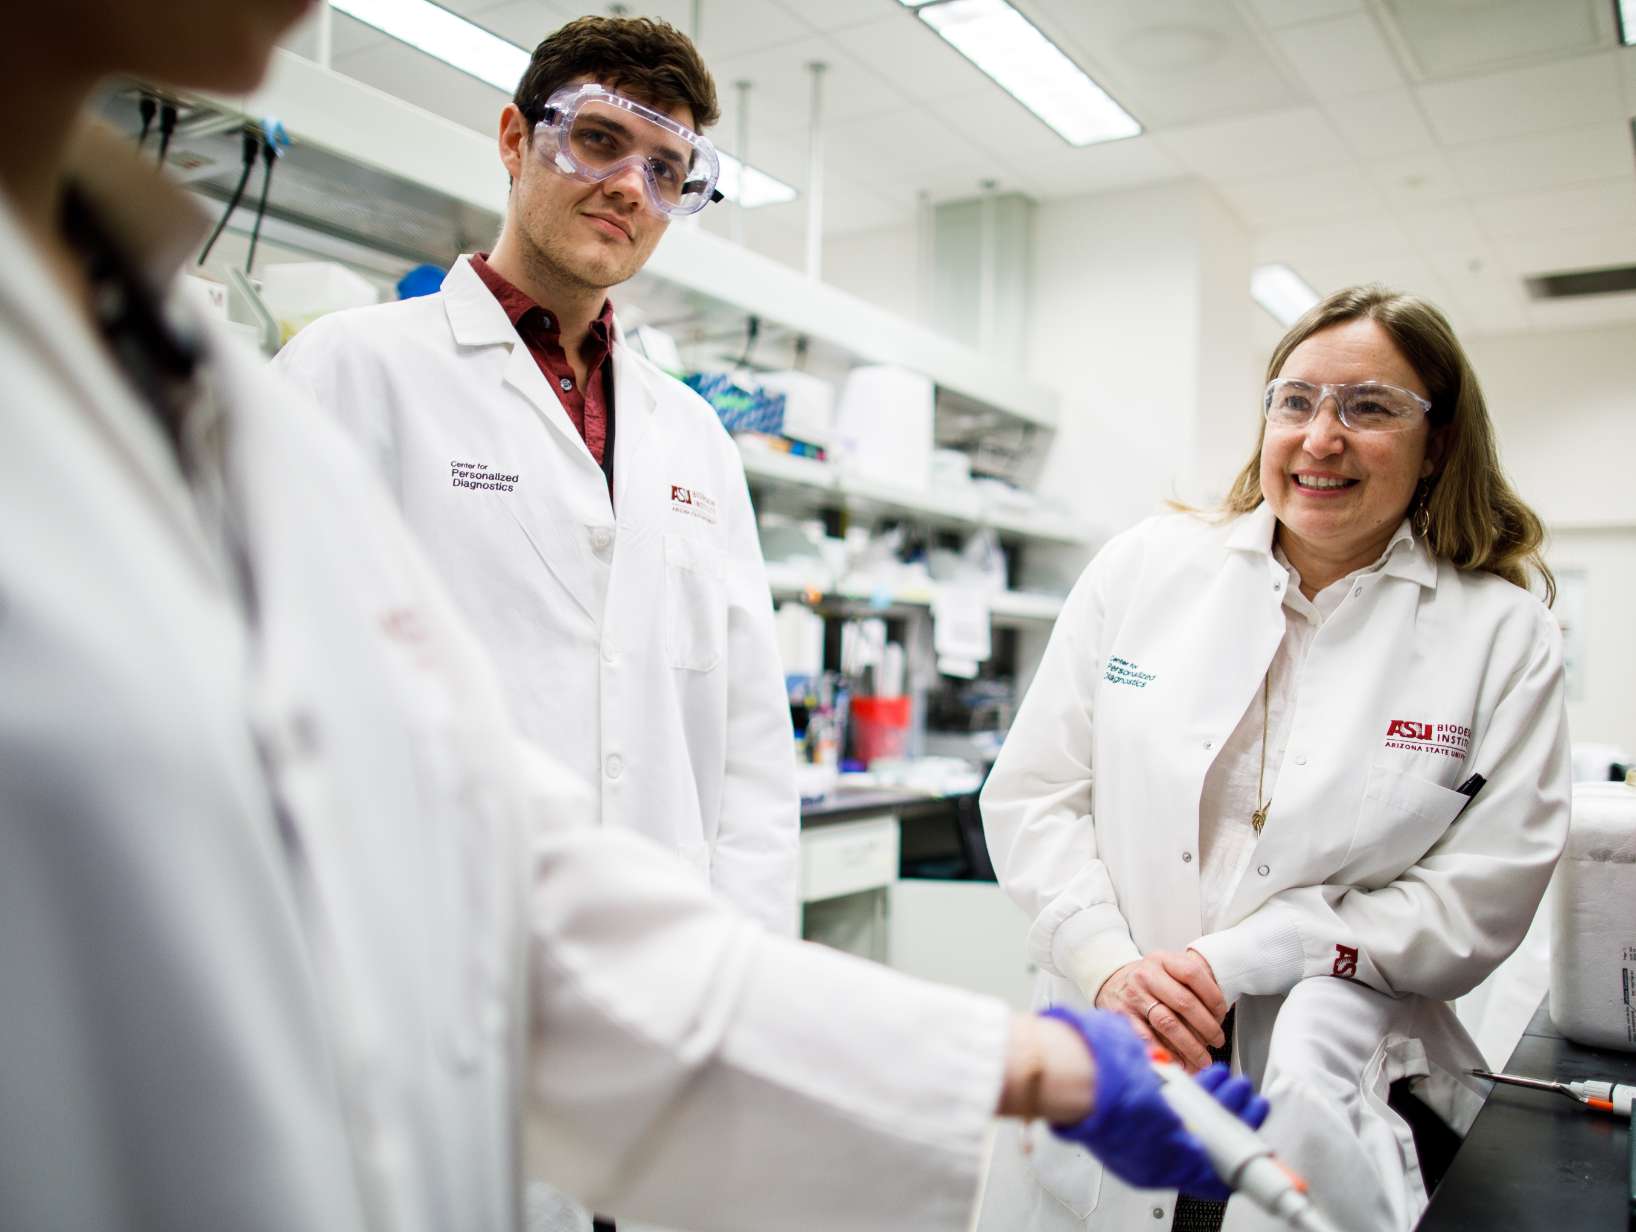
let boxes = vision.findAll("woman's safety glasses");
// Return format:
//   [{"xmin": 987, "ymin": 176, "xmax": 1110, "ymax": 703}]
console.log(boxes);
[
  {"xmin": 1263, "ymin": 379, "xmax": 1432, "ymax": 433},
  {"xmin": 533, "ymin": 83, "xmax": 723, "ymax": 218}
]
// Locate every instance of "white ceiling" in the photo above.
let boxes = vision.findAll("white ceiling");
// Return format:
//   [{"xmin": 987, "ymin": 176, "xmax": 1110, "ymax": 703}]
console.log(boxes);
[{"xmin": 287, "ymin": 0, "xmax": 1636, "ymax": 340}]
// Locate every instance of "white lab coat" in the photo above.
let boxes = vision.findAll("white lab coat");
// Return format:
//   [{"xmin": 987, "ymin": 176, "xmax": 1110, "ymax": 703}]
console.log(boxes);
[
  {"xmin": 976, "ymin": 505, "xmax": 1570, "ymax": 1231},
  {"xmin": 273, "ymin": 258, "xmax": 799, "ymax": 935},
  {"xmin": 0, "ymin": 125, "xmax": 1009, "ymax": 1232}
]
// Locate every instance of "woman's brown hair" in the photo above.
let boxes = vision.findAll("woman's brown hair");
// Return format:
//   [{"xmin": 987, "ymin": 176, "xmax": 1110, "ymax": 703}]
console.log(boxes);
[{"xmin": 1223, "ymin": 283, "xmax": 1554, "ymax": 602}]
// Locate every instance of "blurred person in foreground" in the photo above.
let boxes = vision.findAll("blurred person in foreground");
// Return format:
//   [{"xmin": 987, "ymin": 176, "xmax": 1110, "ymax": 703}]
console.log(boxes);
[{"xmin": 0, "ymin": 2, "xmax": 1270, "ymax": 1229}]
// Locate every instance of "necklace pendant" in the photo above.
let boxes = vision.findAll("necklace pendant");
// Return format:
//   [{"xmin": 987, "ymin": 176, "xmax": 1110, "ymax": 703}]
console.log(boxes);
[{"xmin": 1251, "ymin": 809, "xmax": 1267, "ymax": 835}]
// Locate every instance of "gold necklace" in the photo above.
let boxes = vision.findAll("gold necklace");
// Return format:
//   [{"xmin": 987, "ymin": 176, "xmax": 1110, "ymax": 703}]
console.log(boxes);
[{"xmin": 1251, "ymin": 673, "xmax": 1271, "ymax": 836}]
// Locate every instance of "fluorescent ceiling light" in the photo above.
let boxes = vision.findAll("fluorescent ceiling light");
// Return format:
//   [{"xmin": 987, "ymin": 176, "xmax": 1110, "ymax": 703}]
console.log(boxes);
[
  {"xmin": 906, "ymin": 0, "xmax": 1140, "ymax": 146},
  {"xmin": 716, "ymin": 152, "xmax": 798, "ymax": 209},
  {"xmin": 326, "ymin": 0, "xmax": 794, "ymax": 209},
  {"xmin": 1618, "ymin": 0, "xmax": 1636, "ymax": 45},
  {"xmin": 1251, "ymin": 264, "xmax": 1320, "ymax": 327},
  {"xmin": 330, "ymin": 0, "xmax": 529, "ymax": 92}
]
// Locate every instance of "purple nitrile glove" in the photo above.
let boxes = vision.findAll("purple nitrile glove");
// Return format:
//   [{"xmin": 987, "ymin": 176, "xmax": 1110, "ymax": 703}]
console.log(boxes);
[{"xmin": 1042, "ymin": 1007, "xmax": 1270, "ymax": 1201}]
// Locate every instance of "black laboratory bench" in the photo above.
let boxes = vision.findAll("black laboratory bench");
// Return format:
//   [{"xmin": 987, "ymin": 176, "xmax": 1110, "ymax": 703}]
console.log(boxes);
[
  {"xmin": 1419, "ymin": 997, "xmax": 1635, "ymax": 1230},
  {"xmin": 800, "ymin": 787, "xmax": 995, "ymax": 880}
]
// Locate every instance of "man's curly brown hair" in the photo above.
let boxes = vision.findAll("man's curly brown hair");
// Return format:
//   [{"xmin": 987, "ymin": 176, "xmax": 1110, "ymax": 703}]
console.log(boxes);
[{"xmin": 513, "ymin": 15, "xmax": 720, "ymax": 133}]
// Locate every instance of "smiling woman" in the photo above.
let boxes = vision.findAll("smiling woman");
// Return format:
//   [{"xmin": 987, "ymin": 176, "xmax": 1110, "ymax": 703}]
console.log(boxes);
[
  {"xmin": 1228, "ymin": 283, "xmax": 1554, "ymax": 604},
  {"xmin": 976, "ymin": 285, "xmax": 1570, "ymax": 1232}
]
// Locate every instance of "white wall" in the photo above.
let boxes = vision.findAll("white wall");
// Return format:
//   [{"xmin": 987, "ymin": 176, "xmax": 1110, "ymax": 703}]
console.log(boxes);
[
  {"xmin": 823, "ymin": 223, "xmax": 921, "ymax": 325},
  {"xmin": 1465, "ymin": 323, "xmax": 1636, "ymax": 754},
  {"xmin": 1025, "ymin": 180, "xmax": 1253, "ymax": 534},
  {"xmin": 1465, "ymin": 324, "xmax": 1636, "ymax": 527}
]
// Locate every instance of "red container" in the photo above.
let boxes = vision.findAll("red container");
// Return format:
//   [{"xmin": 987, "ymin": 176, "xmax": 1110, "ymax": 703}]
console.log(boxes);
[{"xmin": 851, "ymin": 696, "xmax": 911, "ymax": 765}]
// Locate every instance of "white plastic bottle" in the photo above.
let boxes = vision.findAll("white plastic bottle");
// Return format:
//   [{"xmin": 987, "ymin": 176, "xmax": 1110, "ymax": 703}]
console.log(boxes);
[{"xmin": 1549, "ymin": 770, "xmax": 1636, "ymax": 1051}]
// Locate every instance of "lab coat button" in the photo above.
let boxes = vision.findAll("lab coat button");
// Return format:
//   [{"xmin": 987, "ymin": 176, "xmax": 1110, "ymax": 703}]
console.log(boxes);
[
  {"xmin": 1182, "ymin": 851, "xmax": 1192, "ymax": 863},
  {"xmin": 1354, "ymin": 586, "xmax": 1363, "ymax": 598},
  {"xmin": 605, "ymin": 754, "xmax": 623, "ymax": 779},
  {"xmin": 1258, "ymin": 864, "xmax": 1271, "ymax": 877},
  {"xmin": 1273, "ymin": 580, "xmax": 1283, "ymax": 592},
  {"xmin": 1294, "ymin": 754, "xmax": 1307, "ymax": 766},
  {"xmin": 601, "ymin": 643, "xmax": 617, "ymax": 665},
  {"xmin": 590, "ymin": 526, "xmax": 612, "ymax": 551},
  {"xmin": 559, "ymin": 377, "xmax": 573, "ymax": 392},
  {"xmin": 1152, "ymin": 1209, "xmax": 1165, "ymax": 1220},
  {"xmin": 1202, "ymin": 739, "xmax": 1213, "ymax": 750}
]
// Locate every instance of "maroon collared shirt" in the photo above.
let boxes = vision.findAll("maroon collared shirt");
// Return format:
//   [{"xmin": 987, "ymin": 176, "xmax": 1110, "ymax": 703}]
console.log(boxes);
[{"xmin": 469, "ymin": 252, "xmax": 616, "ymax": 496}]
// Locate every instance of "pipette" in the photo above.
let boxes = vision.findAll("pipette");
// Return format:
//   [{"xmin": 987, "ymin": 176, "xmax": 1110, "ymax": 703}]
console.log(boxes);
[
  {"xmin": 1150, "ymin": 1048, "xmax": 1347, "ymax": 1232},
  {"xmin": 1470, "ymin": 1068, "xmax": 1634, "ymax": 1118}
]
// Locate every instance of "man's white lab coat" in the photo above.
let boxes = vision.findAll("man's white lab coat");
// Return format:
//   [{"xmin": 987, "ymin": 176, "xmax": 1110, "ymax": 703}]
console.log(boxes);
[
  {"xmin": 976, "ymin": 506, "xmax": 1570, "ymax": 1231},
  {"xmin": 274, "ymin": 258, "xmax": 798, "ymax": 932},
  {"xmin": 0, "ymin": 126, "xmax": 1007, "ymax": 1232}
]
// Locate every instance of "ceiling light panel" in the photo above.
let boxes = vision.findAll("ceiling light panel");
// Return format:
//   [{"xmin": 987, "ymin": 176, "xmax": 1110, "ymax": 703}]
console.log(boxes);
[
  {"xmin": 1619, "ymin": 0, "xmax": 1636, "ymax": 45},
  {"xmin": 1251, "ymin": 263, "xmax": 1319, "ymax": 326},
  {"xmin": 905, "ymin": 0, "xmax": 1141, "ymax": 146},
  {"xmin": 330, "ymin": 0, "xmax": 529, "ymax": 92}
]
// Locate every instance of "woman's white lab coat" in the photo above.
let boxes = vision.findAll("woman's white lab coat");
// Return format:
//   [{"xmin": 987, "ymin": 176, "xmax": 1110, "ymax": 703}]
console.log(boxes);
[
  {"xmin": 0, "ymin": 127, "xmax": 1008, "ymax": 1232},
  {"xmin": 274, "ymin": 259, "xmax": 799, "ymax": 933},
  {"xmin": 978, "ymin": 505, "xmax": 1570, "ymax": 1229}
]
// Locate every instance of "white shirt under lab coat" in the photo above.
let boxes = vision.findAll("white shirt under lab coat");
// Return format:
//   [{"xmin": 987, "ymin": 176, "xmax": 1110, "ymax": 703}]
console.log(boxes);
[
  {"xmin": 979, "ymin": 504, "xmax": 1569, "ymax": 1229},
  {"xmin": 273, "ymin": 259, "xmax": 799, "ymax": 934},
  {"xmin": 0, "ymin": 125, "xmax": 1008, "ymax": 1232}
]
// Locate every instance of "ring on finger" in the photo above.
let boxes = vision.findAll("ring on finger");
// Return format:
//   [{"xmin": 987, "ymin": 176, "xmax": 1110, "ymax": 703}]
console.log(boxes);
[{"xmin": 1143, "ymin": 1001, "xmax": 1163, "ymax": 1023}]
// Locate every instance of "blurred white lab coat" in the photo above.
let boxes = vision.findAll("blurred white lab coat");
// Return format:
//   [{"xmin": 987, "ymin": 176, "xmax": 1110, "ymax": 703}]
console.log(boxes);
[
  {"xmin": 0, "ymin": 125, "xmax": 1008, "ymax": 1232},
  {"xmin": 274, "ymin": 259, "xmax": 799, "ymax": 935},
  {"xmin": 977, "ymin": 507, "xmax": 1570, "ymax": 1231}
]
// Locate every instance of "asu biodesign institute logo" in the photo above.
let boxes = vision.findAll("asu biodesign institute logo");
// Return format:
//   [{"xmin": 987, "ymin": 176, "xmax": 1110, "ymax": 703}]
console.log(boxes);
[
  {"xmin": 669, "ymin": 484, "xmax": 718, "ymax": 524},
  {"xmin": 1383, "ymin": 718, "xmax": 1470, "ymax": 760}
]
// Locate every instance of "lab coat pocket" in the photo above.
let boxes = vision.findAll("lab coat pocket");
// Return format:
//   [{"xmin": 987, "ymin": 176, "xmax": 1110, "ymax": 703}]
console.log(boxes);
[
  {"xmin": 1024, "ymin": 1128, "xmax": 1104, "ymax": 1219},
  {"xmin": 1344, "ymin": 765, "xmax": 1470, "ymax": 887},
  {"xmin": 664, "ymin": 532, "xmax": 726, "ymax": 672}
]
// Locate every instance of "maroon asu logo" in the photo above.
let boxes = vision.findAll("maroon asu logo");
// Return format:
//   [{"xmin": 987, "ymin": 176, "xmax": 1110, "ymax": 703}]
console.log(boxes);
[
  {"xmin": 670, "ymin": 484, "xmax": 693, "ymax": 505},
  {"xmin": 1386, "ymin": 719, "xmax": 1432, "ymax": 741},
  {"xmin": 1332, "ymin": 944, "xmax": 1359, "ymax": 980}
]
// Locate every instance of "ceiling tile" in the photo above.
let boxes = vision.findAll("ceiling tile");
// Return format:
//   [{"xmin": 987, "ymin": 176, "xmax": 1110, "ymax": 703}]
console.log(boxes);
[
  {"xmin": 774, "ymin": 0, "xmax": 895, "ymax": 34},
  {"xmin": 1370, "ymin": 152, "xmax": 1467, "ymax": 210},
  {"xmin": 1414, "ymin": 51, "xmax": 1624, "ymax": 145},
  {"xmin": 827, "ymin": 14, "xmax": 994, "ymax": 105},
  {"xmin": 1273, "ymin": 14, "xmax": 1406, "ymax": 98},
  {"xmin": 1495, "ymin": 225, "xmax": 1636, "ymax": 277},
  {"xmin": 1252, "ymin": 217, "xmax": 1414, "ymax": 267},
  {"xmin": 1013, "ymin": 137, "xmax": 1188, "ymax": 201},
  {"xmin": 1620, "ymin": 45, "xmax": 1636, "ymax": 114},
  {"xmin": 706, "ymin": 34, "xmax": 910, "ymax": 126},
  {"xmin": 1157, "ymin": 107, "xmax": 1354, "ymax": 180},
  {"xmin": 466, "ymin": 1, "xmax": 579, "ymax": 48},
  {"xmin": 1472, "ymin": 180, "xmax": 1636, "ymax": 238},
  {"xmin": 1449, "ymin": 122, "xmax": 1634, "ymax": 195},
  {"xmin": 1379, "ymin": 0, "xmax": 1605, "ymax": 78},
  {"xmin": 1214, "ymin": 167, "xmax": 1382, "ymax": 228},
  {"xmin": 1034, "ymin": 0, "xmax": 1305, "ymax": 129},
  {"xmin": 1526, "ymin": 294, "xmax": 1636, "ymax": 332},
  {"xmin": 1397, "ymin": 203, "xmax": 1485, "ymax": 255},
  {"xmin": 1322, "ymin": 90, "xmax": 1439, "ymax": 160},
  {"xmin": 1244, "ymin": 0, "xmax": 1362, "ymax": 29}
]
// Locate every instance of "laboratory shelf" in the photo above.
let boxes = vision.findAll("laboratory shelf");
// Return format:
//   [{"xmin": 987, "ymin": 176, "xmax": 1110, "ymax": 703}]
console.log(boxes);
[
  {"xmin": 201, "ymin": 50, "xmax": 1060, "ymax": 428},
  {"xmin": 765, "ymin": 574, "xmax": 1065, "ymax": 626},
  {"xmin": 739, "ymin": 442, "xmax": 1094, "ymax": 547}
]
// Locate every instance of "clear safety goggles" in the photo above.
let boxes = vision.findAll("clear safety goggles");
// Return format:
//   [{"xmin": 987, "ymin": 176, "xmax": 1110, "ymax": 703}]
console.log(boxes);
[
  {"xmin": 533, "ymin": 83, "xmax": 723, "ymax": 218},
  {"xmin": 1263, "ymin": 379, "xmax": 1432, "ymax": 433}
]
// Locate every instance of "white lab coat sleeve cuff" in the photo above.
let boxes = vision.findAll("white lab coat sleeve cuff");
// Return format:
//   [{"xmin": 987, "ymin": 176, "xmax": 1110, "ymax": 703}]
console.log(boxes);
[
  {"xmin": 1190, "ymin": 903, "xmax": 1307, "ymax": 1004},
  {"xmin": 1040, "ymin": 902, "xmax": 1143, "ymax": 1003}
]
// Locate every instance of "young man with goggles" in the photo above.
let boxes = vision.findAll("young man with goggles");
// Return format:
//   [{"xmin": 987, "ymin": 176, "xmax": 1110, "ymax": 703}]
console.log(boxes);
[{"xmin": 274, "ymin": 21, "xmax": 789, "ymax": 1229}]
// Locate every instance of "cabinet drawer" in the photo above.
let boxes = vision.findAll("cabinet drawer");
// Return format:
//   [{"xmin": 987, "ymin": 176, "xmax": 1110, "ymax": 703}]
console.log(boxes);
[{"xmin": 800, "ymin": 815, "xmax": 900, "ymax": 903}]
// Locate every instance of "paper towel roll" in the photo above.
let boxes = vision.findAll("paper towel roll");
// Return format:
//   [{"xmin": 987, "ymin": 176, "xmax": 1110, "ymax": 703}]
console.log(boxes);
[{"xmin": 1548, "ymin": 777, "xmax": 1636, "ymax": 1052}]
